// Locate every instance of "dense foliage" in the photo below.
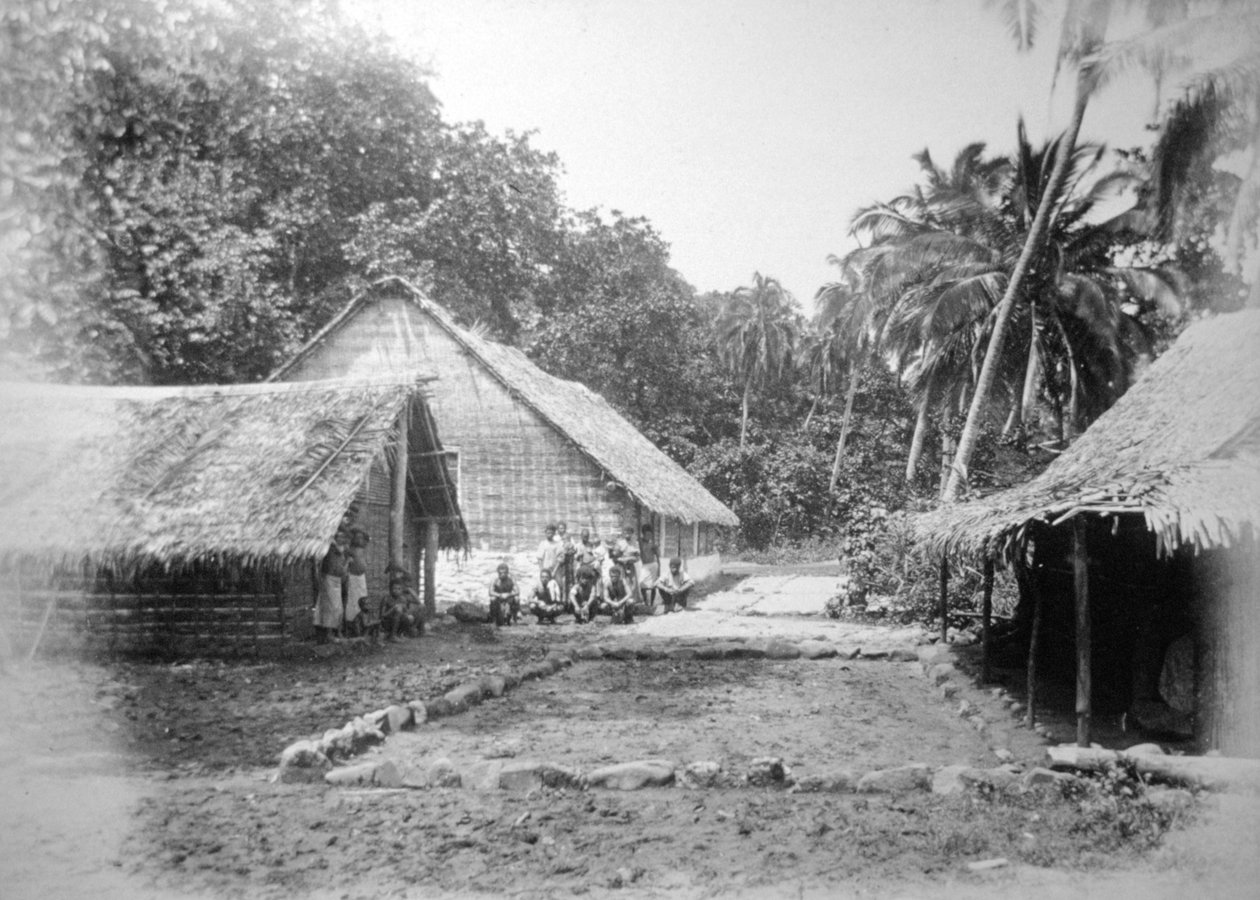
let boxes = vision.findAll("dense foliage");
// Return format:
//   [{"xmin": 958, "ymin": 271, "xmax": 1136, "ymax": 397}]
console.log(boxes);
[{"xmin": 0, "ymin": 0, "xmax": 1247, "ymax": 557}]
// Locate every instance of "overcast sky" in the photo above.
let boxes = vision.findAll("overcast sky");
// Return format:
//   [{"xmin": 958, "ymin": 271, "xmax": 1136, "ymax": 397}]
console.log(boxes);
[{"xmin": 345, "ymin": 0, "xmax": 1159, "ymax": 310}]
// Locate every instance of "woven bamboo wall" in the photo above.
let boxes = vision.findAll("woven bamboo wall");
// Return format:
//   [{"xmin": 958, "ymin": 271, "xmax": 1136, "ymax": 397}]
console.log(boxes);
[
  {"xmin": 0, "ymin": 561, "xmax": 315, "ymax": 657},
  {"xmin": 280, "ymin": 297, "xmax": 640, "ymax": 552}
]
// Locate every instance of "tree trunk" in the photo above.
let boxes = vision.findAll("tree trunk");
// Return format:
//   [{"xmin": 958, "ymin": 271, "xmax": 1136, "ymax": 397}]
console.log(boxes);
[
  {"xmin": 739, "ymin": 380, "xmax": 751, "ymax": 448},
  {"xmin": 944, "ymin": 72, "xmax": 1095, "ymax": 502},
  {"xmin": 828, "ymin": 360, "xmax": 860, "ymax": 491},
  {"xmin": 905, "ymin": 397, "xmax": 931, "ymax": 482},
  {"xmin": 938, "ymin": 415, "xmax": 955, "ymax": 498}
]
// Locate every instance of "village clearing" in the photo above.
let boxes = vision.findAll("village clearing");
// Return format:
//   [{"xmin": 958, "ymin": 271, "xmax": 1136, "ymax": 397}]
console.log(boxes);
[{"xmin": 2, "ymin": 570, "xmax": 1258, "ymax": 900}]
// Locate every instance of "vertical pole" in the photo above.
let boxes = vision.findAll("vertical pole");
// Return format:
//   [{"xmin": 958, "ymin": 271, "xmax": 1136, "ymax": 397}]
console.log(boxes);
[
  {"xmin": 981, "ymin": 559, "xmax": 994, "ymax": 683},
  {"xmin": 938, "ymin": 556, "xmax": 949, "ymax": 643},
  {"xmin": 1025, "ymin": 557, "xmax": 1043, "ymax": 730},
  {"xmin": 692, "ymin": 522, "xmax": 700, "ymax": 557},
  {"xmin": 389, "ymin": 409, "xmax": 408, "ymax": 578},
  {"xmin": 423, "ymin": 520, "xmax": 439, "ymax": 620},
  {"xmin": 1073, "ymin": 516, "xmax": 1092, "ymax": 747}
]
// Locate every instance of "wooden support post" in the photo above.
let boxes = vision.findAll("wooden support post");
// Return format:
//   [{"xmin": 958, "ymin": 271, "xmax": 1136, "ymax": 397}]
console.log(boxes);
[
  {"xmin": 692, "ymin": 522, "xmax": 700, "ymax": 557},
  {"xmin": 1073, "ymin": 516, "xmax": 1092, "ymax": 748},
  {"xmin": 389, "ymin": 412, "xmax": 408, "ymax": 578},
  {"xmin": 938, "ymin": 556, "xmax": 950, "ymax": 643},
  {"xmin": 1026, "ymin": 558, "xmax": 1043, "ymax": 730},
  {"xmin": 981, "ymin": 558, "xmax": 995, "ymax": 684},
  {"xmin": 423, "ymin": 520, "xmax": 439, "ymax": 620}
]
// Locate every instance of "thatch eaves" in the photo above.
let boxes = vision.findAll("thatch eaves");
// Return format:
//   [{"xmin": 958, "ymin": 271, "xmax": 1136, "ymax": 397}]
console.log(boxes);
[
  {"xmin": 270, "ymin": 278, "xmax": 740, "ymax": 528},
  {"xmin": 0, "ymin": 377, "xmax": 464, "ymax": 569},
  {"xmin": 916, "ymin": 310, "xmax": 1260, "ymax": 562}
]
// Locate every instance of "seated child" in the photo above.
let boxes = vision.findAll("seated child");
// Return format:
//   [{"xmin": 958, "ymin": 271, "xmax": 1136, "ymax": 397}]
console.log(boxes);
[
  {"xmin": 655, "ymin": 557, "xmax": 695, "ymax": 613},
  {"xmin": 569, "ymin": 564, "xmax": 603, "ymax": 624},
  {"xmin": 358, "ymin": 591, "xmax": 382, "ymax": 644},
  {"xmin": 488, "ymin": 561, "xmax": 520, "ymax": 627},
  {"xmin": 381, "ymin": 581, "xmax": 423, "ymax": 639},
  {"xmin": 527, "ymin": 567, "xmax": 565, "ymax": 624},
  {"xmin": 600, "ymin": 564, "xmax": 634, "ymax": 624}
]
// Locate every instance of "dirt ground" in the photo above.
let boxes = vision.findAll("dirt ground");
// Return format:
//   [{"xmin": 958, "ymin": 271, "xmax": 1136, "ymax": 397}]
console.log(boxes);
[{"xmin": 2, "ymin": 577, "xmax": 1259, "ymax": 900}]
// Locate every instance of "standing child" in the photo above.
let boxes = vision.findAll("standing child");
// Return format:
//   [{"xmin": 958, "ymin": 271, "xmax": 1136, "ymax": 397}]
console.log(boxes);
[
  {"xmin": 488, "ymin": 561, "xmax": 520, "ymax": 627},
  {"xmin": 638, "ymin": 524, "xmax": 661, "ymax": 612},
  {"xmin": 612, "ymin": 526, "xmax": 641, "ymax": 604},
  {"xmin": 537, "ymin": 524, "xmax": 560, "ymax": 581}
]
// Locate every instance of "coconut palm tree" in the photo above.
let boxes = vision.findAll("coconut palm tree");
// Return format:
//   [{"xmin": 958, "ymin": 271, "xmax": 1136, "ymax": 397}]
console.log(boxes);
[{"xmin": 715, "ymin": 272, "xmax": 799, "ymax": 448}]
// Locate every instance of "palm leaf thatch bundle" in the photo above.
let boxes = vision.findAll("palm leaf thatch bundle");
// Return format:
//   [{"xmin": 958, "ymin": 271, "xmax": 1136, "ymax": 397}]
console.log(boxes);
[
  {"xmin": 273, "ymin": 278, "xmax": 739, "ymax": 527},
  {"xmin": 0, "ymin": 377, "xmax": 456, "ymax": 570},
  {"xmin": 916, "ymin": 310, "xmax": 1260, "ymax": 563}
]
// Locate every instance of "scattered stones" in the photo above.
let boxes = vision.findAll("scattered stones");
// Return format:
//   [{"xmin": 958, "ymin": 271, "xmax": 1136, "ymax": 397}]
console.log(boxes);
[
  {"xmin": 1021, "ymin": 767, "xmax": 1080, "ymax": 790},
  {"xmin": 993, "ymin": 748, "xmax": 1014, "ymax": 763},
  {"xmin": 959, "ymin": 766, "xmax": 1019, "ymax": 792},
  {"xmin": 496, "ymin": 760, "xmax": 581, "ymax": 791},
  {"xmin": 374, "ymin": 760, "xmax": 403, "ymax": 788},
  {"xmin": 602, "ymin": 644, "xmax": 638, "ymax": 661},
  {"xmin": 859, "ymin": 650, "xmax": 889, "ymax": 661},
  {"xmin": 938, "ymin": 682, "xmax": 959, "ymax": 700},
  {"xmin": 663, "ymin": 646, "xmax": 698, "ymax": 661},
  {"xmin": 888, "ymin": 648, "xmax": 919, "ymax": 662},
  {"xmin": 519, "ymin": 663, "xmax": 554, "ymax": 682},
  {"xmin": 837, "ymin": 646, "xmax": 862, "ymax": 660},
  {"xmin": 722, "ymin": 642, "xmax": 766, "ymax": 660},
  {"xmin": 678, "ymin": 760, "xmax": 723, "ymax": 790},
  {"xmin": 856, "ymin": 764, "xmax": 931, "ymax": 793},
  {"xmin": 573, "ymin": 645, "xmax": 605, "ymax": 661},
  {"xmin": 424, "ymin": 696, "xmax": 454, "ymax": 720},
  {"xmin": 275, "ymin": 739, "xmax": 332, "ymax": 783},
  {"xmin": 746, "ymin": 757, "xmax": 789, "ymax": 787},
  {"xmin": 325, "ymin": 759, "xmax": 402, "ymax": 788},
  {"xmin": 965, "ymin": 857, "xmax": 1009, "ymax": 872},
  {"xmin": 443, "ymin": 682, "xmax": 485, "ymax": 713},
  {"xmin": 931, "ymin": 765, "xmax": 975, "ymax": 796},
  {"xmin": 917, "ymin": 645, "xmax": 951, "ymax": 666},
  {"xmin": 584, "ymin": 759, "xmax": 676, "ymax": 790}
]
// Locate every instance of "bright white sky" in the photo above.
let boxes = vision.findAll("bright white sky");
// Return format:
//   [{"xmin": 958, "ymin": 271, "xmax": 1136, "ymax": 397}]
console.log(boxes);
[{"xmin": 345, "ymin": 0, "xmax": 1159, "ymax": 311}]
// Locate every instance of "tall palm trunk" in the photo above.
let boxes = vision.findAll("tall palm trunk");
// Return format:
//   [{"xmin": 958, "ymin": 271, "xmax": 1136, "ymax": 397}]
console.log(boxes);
[
  {"xmin": 739, "ymin": 380, "xmax": 751, "ymax": 448},
  {"xmin": 943, "ymin": 71, "xmax": 1094, "ymax": 502},
  {"xmin": 905, "ymin": 394, "xmax": 931, "ymax": 482},
  {"xmin": 828, "ymin": 360, "xmax": 860, "ymax": 491}
]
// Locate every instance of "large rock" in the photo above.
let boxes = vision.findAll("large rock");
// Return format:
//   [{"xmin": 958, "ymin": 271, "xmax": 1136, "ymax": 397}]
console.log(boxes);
[
  {"xmin": 931, "ymin": 764, "xmax": 977, "ymax": 796},
  {"xmin": 325, "ymin": 760, "xmax": 402, "ymax": 788},
  {"xmin": 386, "ymin": 704, "xmax": 414, "ymax": 733},
  {"xmin": 479, "ymin": 675, "xmax": 508, "ymax": 698},
  {"xmin": 677, "ymin": 761, "xmax": 723, "ymax": 790},
  {"xmin": 856, "ymin": 764, "xmax": 931, "ymax": 793},
  {"xmin": 584, "ymin": 760, "xmax": 675, "ymax": 790},
  {"xmin": 407, "ymin": 700, "xmax": 428, "ymax": 725},
  {"xmin": 428, "ymin": 757, "xmax": 462, "ymax": 788},
  {"xmin": 443, "ymin": 682, "xmax": 485, "ymax": 713},
  {"xmin": 663, "ymin": 646, "xmax": 699, "ymax": 661},
  {"xmin": 1022, "ymin": 767, "xmax": 1081, "ymax": 790},
  {"xmin": 275, "ymin": 739, "xmax": 332, "ymax": 783},
  {"xmin": 573, "ymin": 645, "xmax": 605, "ymax": 660},
  {"xmin": 449, "ymin": 601, "xmax": 490, "ymax": 624},
  {"xmin": 797, "ymin": 640, "xmax": 838, "ymax": 660},
  {"xmin": 960, "ymin": 766, "xmax": 1019, "ymax": 792},
  {"xmin": 746, "ymin": 757, "xmax": 789, "ymax": 786},
  {"xmin": 499, "ymin": 761, "xmax": 582, "ymax": 791},
  {"xmin": 888, "ymin": 648, "xmax": 919, "ymax": 662},
  {"xmin": 763, "ymin": 640, "xmax": 801, "ymax": 660},
  {"xmin": 928, "ymin": 663, "xmax": 957, "ymax": 686},
  {"xmin": 602, "ymin": 644, "xmax": 638, "ymax": 661},
  {"xmin": 791, "ymin": 770, "xmax": 857, "ymax": 793}
]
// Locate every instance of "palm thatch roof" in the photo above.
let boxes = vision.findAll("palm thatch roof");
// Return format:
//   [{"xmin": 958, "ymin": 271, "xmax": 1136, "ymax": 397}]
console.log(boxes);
[
  {"xmin": 270, "ymin": 278, "xmax": 740, "ymax": 527},
  {"xmin": 916, "ymin": 310, "xmax": 1260, "ymax": 562},
  {"xmin": 0, "ymin": 377, "xmax": 464, "ymax": 569}
]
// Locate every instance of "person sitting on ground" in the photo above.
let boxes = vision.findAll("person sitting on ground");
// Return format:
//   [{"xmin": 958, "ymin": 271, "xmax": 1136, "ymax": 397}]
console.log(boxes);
[
  {"xmin": 488, "ymin": 561, "xmax": 520, "ymax": 627},
  {"xmin": 569, "ymin": 564, "xmax": 603, "ymax": 624},
  {"xmin": 528, "ymin": 566, "xmax": 565, "ymax": 624},
  {"xmin": 382, "ymin": 580, "xmax": 423, "ymax": 640},
  {"xmin": 600, "ymin": 564, "xmax": 634, "ymax": 624},
  {"xmin": 655, "ymin": 557, "xmax": 696, "ymax": 613}
]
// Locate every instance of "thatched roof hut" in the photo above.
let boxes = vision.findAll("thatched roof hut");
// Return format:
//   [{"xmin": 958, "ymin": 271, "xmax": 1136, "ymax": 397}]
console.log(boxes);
[
  {"xmin": 269, "ymin": 278, "xmax": 737, "ymax": 599},
  {"xmin": 917, "ymin": 311, "xmax": 1260, "ymax": 563},
  {"xmin": 0, "ymin": 376, "xmax": 464, "ymax": 569},
  {"xmin": 915, "ymin": 310, "xmax": 1260, "ymax": 756}
]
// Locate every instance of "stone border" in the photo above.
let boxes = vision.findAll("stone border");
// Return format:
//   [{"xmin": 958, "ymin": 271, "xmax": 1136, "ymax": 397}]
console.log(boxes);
[{"xmin": 272, "ymin": 634, "xmax": 1211, "ymax": 799}]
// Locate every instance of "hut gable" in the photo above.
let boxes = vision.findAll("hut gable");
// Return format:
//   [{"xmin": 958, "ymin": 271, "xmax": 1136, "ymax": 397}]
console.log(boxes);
[
  {"xmin": 917, "ymin": 310, "xmax": 1260, "ymax": 560},
  {"xmin": 269, "ymin": 279, "xmax": 738, "ymax": 538},
  {"xmin": 0, "ymin": 377, "xmax": 462, "ymax": 568}
]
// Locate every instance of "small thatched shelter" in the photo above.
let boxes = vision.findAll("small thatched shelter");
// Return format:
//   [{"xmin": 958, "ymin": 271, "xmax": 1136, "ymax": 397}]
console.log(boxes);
[
  {"xmin": 0, "ymin": 377, "xmax": 464, "ymax": 655},
  {"xmin": 917, "ymin": 310, "xmax": 1260, "ymax": 756},
  {"xmin": 269, "ymin": 278, "xmax": 738, "ymax": 600}
]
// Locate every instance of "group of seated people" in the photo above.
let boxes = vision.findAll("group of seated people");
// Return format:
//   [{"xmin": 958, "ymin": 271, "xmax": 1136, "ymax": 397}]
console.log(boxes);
[{"xmin": 487, "ymin": 521, "xmax": 697, "ymax": 626}]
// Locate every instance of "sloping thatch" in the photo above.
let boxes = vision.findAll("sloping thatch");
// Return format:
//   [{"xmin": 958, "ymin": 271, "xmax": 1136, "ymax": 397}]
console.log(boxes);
[
  {"xmin": 916, "ymin": 310, "xmax": 1260, "ymax": 562},
  {"xmin": 271, "ymin": 277, "xmax": 740, "ymax": 527},
  {"xmin": 0, "ymin": 377, "xmax": 463, "ymax": 569}
]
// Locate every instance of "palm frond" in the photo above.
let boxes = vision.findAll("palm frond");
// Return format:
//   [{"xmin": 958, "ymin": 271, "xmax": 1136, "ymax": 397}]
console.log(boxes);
[{"xmin": 985, "ymin": 0, "xmax": 1041, "ymax": 51}]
